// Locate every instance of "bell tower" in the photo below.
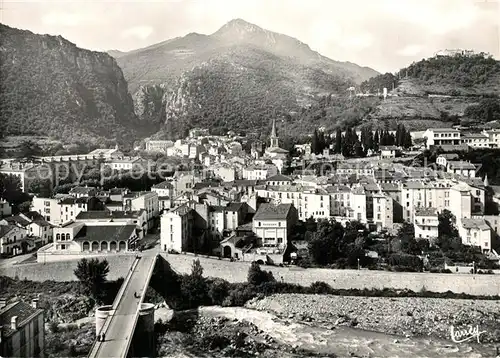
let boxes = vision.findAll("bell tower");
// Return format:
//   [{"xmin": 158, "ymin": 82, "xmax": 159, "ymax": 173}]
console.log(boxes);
[{"xmin": 270, "ymin": 118, "xmax": 279, "ymax": 148}]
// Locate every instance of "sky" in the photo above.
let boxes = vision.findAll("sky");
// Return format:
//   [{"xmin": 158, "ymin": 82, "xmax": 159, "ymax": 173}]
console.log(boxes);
[{"xmin": 1, "ymin": 0, "xmax": 499, "ymax": 73}]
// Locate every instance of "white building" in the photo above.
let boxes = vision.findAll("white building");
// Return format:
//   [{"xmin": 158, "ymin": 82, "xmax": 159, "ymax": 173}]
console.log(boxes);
[
  {"xmin": 0, "ymin": 223, "xmax": 28, "ymax": 256},
  {"xmin": 252, "ymin": 203, "xmax": 298, "ymax": 249},
  {"xmin": 436, "ymin": 153, "xmax": 459, "ymax": 168},
  {"xmin": 123, "ymin": 192, "xmax": 159, "ymax": 230},
  {"xmin": 462, "ymin": 133, "xmax": 489, "ymax": 148},
  {"xmin": 422, "ymin": 128, "xmax": 461, "ymax": 148},
  {"xmin": 31, "ymin": 197, "xmax": 88, "ymax": 226},
  {"xmin": 160, "ymin": 205, "xmax": 193, "ymax": 253},
  {"xmin": 458, "ymin": 218, "xmax": 491, "ymax": 252},
  {"xmin": 145, "ymin": 140, "xmax": 173, "ymax": 152},
  {"xmin": 0, "ymin": 199, "xmax": 12, "ymax": 218},
  {"xmin": 414, "ymin": 207, "xmax": 439, "ymax": 239},
  {"xmin": 49, "ymin": 222, "xmax": 136, "ymax": 254},
  {"xmin": 242, "ymin": 164, "xmax": 278, "ymax": 180},
  {"xmin": 446, "ymin": 161, "xmax": 476, "ymax": 178},
  {"xmin": 379, "ymin": 146, "xmax": 399, "ymax": 159}
]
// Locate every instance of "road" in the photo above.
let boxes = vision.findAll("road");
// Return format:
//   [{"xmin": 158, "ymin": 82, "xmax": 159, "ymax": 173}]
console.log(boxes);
[{"xmin": 88, "ymin": 254, "xmax": 157, "ymax": 358}]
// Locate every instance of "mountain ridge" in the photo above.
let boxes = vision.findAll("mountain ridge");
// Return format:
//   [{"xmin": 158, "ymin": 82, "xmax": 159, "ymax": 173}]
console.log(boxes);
[{"xmin": 112, "ymin": 18, "xmax": 379, "ymax": 136}]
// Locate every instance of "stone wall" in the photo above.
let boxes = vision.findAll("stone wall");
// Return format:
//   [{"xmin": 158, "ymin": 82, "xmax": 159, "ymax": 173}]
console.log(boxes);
[{"xmin": 2, "ymin": 253, "xmax": 499, "ymax": 296}]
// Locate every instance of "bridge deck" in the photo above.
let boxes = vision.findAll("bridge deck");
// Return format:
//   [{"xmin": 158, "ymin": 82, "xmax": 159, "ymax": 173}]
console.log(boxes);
[{"xmin": 88, "ymin": 254, "xmax": 157, "ymax": 358}]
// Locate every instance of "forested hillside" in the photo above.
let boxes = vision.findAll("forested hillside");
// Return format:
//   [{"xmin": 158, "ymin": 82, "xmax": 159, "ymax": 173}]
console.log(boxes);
[{"xmin": 0, "ymin": 24, "xmax": 147, "ymax": 146}]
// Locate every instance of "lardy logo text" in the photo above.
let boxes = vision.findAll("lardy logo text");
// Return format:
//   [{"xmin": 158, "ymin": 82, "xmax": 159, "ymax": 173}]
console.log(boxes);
[{"xmin": 450, "ymin": 325, "xmax": 486, "ymax": 343}]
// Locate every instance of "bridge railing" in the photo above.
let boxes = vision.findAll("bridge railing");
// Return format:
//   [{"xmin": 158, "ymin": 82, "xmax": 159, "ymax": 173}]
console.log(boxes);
[{"xmin": 87, "ymin": 256, "xmax": 141, "ymax": 358}]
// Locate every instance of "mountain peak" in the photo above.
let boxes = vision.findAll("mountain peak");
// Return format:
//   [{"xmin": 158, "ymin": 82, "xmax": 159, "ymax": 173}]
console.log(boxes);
[{"xmin": 213, "ymin": 18, "xmax": 264, "ymax": 37}]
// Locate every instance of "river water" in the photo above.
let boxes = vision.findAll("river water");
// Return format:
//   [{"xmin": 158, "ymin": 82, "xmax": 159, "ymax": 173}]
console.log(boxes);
[{"xmin": 197, "ymin": 306, "xmax": 498, "ymax": 357}]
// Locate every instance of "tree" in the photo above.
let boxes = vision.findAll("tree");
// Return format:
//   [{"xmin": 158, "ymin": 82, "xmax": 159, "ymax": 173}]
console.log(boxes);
[
  {"xmin": 334, "ymin": 128, "xmax": 342, "ymax": 154},
  {"xmin": 74, "ymin": 258, "xmax": 110, "ymax": 301},
  {"xmin": 438, "ymin": 210, "xmax": 459, "ymax": 238},
  {"xmin": 27, "ymin": 179, "xmax": 52, "ymax": 197},
  {"xmin": 403, "ymin": 132, "xmax": 413, "ymax": 148},
  {"xmin": 373, "ymin": 130, "xmax": 380, "ymax": 151},
  {"xmin": 247, "ymin": 261, "xmax": 275, "ymax": 285},
  {"xmin": 308, "ymin": 219, "xmax": 345, "ymax": 265},
  {"xmin": 17, "ymin": 140, "xmax": 42, "ymax": 159},
  {"xmin": 180, "ymin": 259, "xmax": 209, "ymax": 308}
]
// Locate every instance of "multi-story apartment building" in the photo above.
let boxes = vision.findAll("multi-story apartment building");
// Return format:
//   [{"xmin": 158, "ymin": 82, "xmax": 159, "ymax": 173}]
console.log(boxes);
[
  {"xmin": 446, "ymin": 161, "xmax": 476, "ymax": 177},
  {"xmin": 482, "ymin": 128, "xmax": 500, "ymax": 148},
  {"xmin": 123, "ymin": 192, "xmax": 159, "ymax": 230},
  {"xmin": 457, "ymin": 218, "xmax": 491, "ymax": 252},
  {"xmin": 414, "ymin": 207, "xmax": 439, "ymax": 239},
  {"xmin": 0, "ymin": 299, "xmax": 45, "ymax": 358},
  {"xmin": 151, "ymin": 181, "xmax": 174, "ymax": 198},
  {"xmin": 145, "ymin": 140, "xmax": 174, "ymax": 152},
  {"xmin": 372, "ymin": 193, "xmax": 393, "ymax": 230},
  {"xmin": 242, "ymin": 164, "xmax": 278, "ymax": 180},
  {"xmin": 0, "ymin": 223, "xmax": 28, "ymax": 256},
  {"xmin": 422, "ymin": 128, "xmax": 461, "ymax": 148},
  {"xmin": 104, "ymin": 157, "xmax": 149, "ymax": 172},
  {"xmin": 160, "ymin": 205, "xmax": 193, "ymax": 252},
  {"xmin": 31, "ymin": 197, "xmax": 88, "ymax": 226},
  {"xmin": 256, "ymin": 184, "xmax": 330, "ymax": 221},
  {"xmin": 461, "ymin": 133, "xmax": 489, "ymax": 148},
  {"xmin": 252, "ymin": 203, "xmax": 298, "ymax": 248}
]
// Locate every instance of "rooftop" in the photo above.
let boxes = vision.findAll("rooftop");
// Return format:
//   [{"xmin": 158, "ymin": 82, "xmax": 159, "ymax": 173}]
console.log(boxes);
[
  {"xmin": 266, "ymin": 174, "xmax": 292, "ymax": 182},
  {"xmin": 152, "ymin": 181, "xmax": 174, "ymax": 190},
  {"xmin": 73, "ymin": 224, "xmax": 136, "ymax": 242},
  {"xmin": 0, "ymin": 301, "xmax": 43, "ymax": 337},
  {"xmin": 460, "ymin": 218, "xmax": 490, "ymax": 231},
  {"xmin": 415, "ymin": 207, "xmax": 438, "ymax": 216},
  {"xmin": 253, "ymin": 203, "xmax": 293, "ymax": 221},
  {"xmin": 75, "ymin": 210, "xmax": 145, "ymax": 220}
]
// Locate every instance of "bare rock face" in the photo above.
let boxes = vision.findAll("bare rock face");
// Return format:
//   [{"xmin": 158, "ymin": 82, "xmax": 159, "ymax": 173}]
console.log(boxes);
[{"xmin": 0, "ymin": 23, "xmax": 150, "ymax": 145}]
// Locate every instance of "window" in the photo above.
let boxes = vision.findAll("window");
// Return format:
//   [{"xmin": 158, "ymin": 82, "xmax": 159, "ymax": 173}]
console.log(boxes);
[
  {"xmin": 56, "ymin": 233, "xmax": 60, "ymax": 240},
  {"xmin": 258, "ymin": 222, "xmax": 261, "ymax": 227},
  {"xmin": 44, "ymin": 208, "xmax": 50, "ymax": 214}
]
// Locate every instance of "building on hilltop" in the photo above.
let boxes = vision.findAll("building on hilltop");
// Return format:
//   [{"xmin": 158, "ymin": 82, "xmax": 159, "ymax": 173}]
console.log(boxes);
[{"xmin": 0, "ymin": 299, "xmax": 45, "ymax": 358}]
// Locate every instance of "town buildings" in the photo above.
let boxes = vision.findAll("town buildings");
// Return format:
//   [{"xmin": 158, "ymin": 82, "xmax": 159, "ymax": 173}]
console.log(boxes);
[{"xmin": 0, "ymin": 299, "xmax": 45, "ymax": 358}]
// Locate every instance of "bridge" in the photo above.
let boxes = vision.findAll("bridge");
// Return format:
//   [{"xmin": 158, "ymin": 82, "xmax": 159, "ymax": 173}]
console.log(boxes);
[{"xmin": 88, "ymin": 253, "xmax": 176, "ymax": 358}]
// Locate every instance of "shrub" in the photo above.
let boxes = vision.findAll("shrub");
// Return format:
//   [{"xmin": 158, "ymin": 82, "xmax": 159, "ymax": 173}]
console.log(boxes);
[
  {"xmin": 49, "ymin": 321, "xmax": 59, "ymax": 333},
  {"xmin": 309, "ymin": 281, "xmax": 332, "ymax": 294},
  {"xmin": 208, "ymin": 278, "xmax": 230, "ymax": 305},
  {"xmin": 247, "ymin": 262, "xmax": 275, "ymax": 285}
]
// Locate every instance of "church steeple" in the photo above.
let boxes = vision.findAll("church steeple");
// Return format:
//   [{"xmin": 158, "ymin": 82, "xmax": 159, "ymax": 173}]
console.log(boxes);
[{"xmin": 270, "ymin": 118, "xmax": 279, "ymax": 148}]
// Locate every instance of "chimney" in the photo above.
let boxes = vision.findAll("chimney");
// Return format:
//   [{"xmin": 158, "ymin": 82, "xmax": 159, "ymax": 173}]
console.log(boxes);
[
  {"xmin": 0, "ymin": 299, "xmax": 6, "ymax": 309},
  {"xmin": 32, "ymin": 298, "xmax": 39, "ymax": 309},
  {"xmin": 11, "ymin": 316, "xmax": 18, "ymax": 330}
]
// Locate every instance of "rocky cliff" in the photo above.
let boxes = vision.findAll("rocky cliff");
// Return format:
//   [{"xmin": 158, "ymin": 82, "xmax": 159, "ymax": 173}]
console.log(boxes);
[{"xmin": 0, "ymin": 24, "xmax": 149, "ymax": 145}]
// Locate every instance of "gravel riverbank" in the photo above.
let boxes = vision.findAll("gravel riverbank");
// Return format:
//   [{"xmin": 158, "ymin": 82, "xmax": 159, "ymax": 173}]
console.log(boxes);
[{"xmin": 246, "ymin": 294, "xmax": 500, "ymax": 343}]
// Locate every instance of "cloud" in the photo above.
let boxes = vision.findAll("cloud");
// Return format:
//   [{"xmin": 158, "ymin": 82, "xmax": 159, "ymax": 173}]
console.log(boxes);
[
  {"xmin": 397, "ymin": 44, "xmax": 423, "ymax": 57},
  {"xmin": 122, "ymin": 26, "xmax": 154, "ymax": 40},
  {"xmin": 41, "ymin": 11, "xmax": 85, "ymax": 27}
]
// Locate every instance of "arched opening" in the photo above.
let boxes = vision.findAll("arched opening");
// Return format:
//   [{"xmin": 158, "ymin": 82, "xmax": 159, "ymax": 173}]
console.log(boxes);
[
  {"xmin": 118, "ymin": 241, "xmax": 126, "ymax": 251},
  {"xmin": 91, "ymin": 241, "xmax": 99, "ymax": 251},
  {"xmin": 82, "ymin": 241, "xmax": 90, "ymax": 251},
  {"xmin": 256, "ymin": 259, "xmax": 265, "ymax": 265},
  {"xmin": 101, "ymin": 241, "xmax": 108, "ymax": 251},
  {"xmin": 66, "ymin": 233, "xmax": 71, "ymax": 241},
  {"xmin": 110, "ymin": 241, "xmax": 117, "ymax": 251},
  {"xmin": 223, "ymin": 246, "xmax": 232, "ymax": 258},
  {"xmin": 56, "ymin": 234, "xmax": 60, "ymax": 241}
]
